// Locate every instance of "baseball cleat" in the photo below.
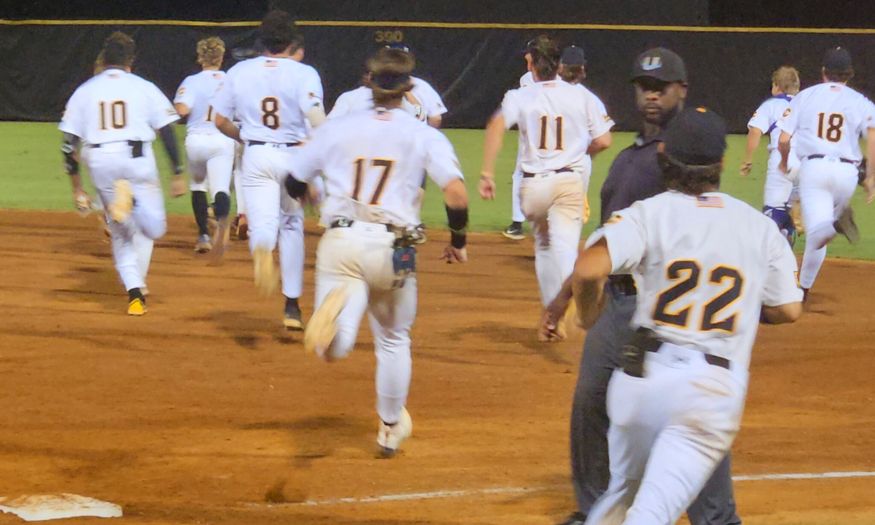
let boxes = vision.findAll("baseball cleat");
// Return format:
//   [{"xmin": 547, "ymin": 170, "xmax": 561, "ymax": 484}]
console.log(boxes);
[
  {"xmin": 108, "ymin": 179, "xmax": 134, "ymax": 223},
  {"xmin": 413, "ymin": 224, "xmax": 427, "ymax": 245},
  {"xmin": 127, "ymin": 297, "xmax": 147, "ymax": 316},
  {"xmin": 283, "ymin": 297, "xmax": 304, "ymax": 331},
  {"xmin": 235, "ymin": 214, "xmax": 249, "ymax": 241},
  {"xmin": 502, "ymin": 221, "xmax": 525, "ymax": 240},
  {"xmin": 377, "ymin": 408, "xmax": 413, "ymax": 458},
  {"xmin": 304, "ymin": 285, "xmax": 349, "ymax": 360},
  {"xmin": 208, "ymin": 217, "xmax": 230, "ymax": 265},
  {"xmin": 834, "ymin": 207, "xmax": 859, "ymax": 244},
  {"xmin": 253, "ymin": 247, "xmax": 278, "ymax": 296},
  {"xmin": 194, "ymin": 234, "xmax": 212, "ymax": 253}
]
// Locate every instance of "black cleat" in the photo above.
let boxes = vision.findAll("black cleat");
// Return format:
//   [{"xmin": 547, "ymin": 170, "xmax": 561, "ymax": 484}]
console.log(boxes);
[
  {"xmin": 283, "ymin": 297, "xmax": 304, "ymax": 331},
  {"xmin": 502, "ymin": 221, "xmax": 525, "ymax": 240}
]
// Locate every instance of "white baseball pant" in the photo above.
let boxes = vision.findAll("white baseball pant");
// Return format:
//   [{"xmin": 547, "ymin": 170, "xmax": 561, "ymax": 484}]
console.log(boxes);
[
  {"xmin": 233, "ymin": 141, "xmax": 246, "ymax": 215},
  {"xmin": 86, "ymin": 141, "xmax": 166, "ymax": 292},
  {"xmin": 314, "ymin": 222, "xmax": 416, "ymax": 424},
  {"xmin": 185, "ymin": 133, "xmax": 235, "ymax": 198},
  {"xmin": 520, "ymin": 169, "xmax": 586, "ymax": 306},
  {"xmin": 511, "ymin": 167, "xmax": 525, "ymax": 223},
  {"xmin": 798, "ymin": 157, "xmax": 858, "ymax": 289},
  {"xmin": 240, "ymin": 143, "xmax": 305, "ymax": 298},
  {"xmin": 584, "ymin": 343, "xmax": 747, "ymax": 525},
  {"xmin": 763, "ymin": 150, "xmax": 799, "ymax": 208}
]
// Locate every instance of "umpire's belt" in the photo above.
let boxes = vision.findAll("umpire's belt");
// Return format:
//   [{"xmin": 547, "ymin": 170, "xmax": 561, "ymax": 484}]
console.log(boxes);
[
  {"xmin": 622, "ymin": 328, "xmax": 730, "ymax": 378},
  {"xmin": 805, "ymin": 154, "xmax": 856, "ymax": 164},
  {"xmin": 608, "ymin": 275, "xmax": 637, "ymax": 296},
  {"xmin": 88, "ymin": 140, "xmax": 145, "ymax": 158},
  {"xmin": 247, "ymin": 140, "xmax": 301, "ymax": 147},
  {"xmin": 522, "ymin": 167, "xmax": 574, "ymax": 178}
]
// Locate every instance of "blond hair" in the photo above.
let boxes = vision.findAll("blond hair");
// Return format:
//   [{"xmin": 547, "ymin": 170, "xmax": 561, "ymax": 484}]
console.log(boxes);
[
  {"xmin": 197, "ymin": 37, "xmax": 225, "ymax": 68},
  {"xmin": 366, "ymin": 48, "xmax": 414, "ymax": 105},
  {"xmin": 772, "ymin": 66, "xmax": 800, "ymax": 95}
]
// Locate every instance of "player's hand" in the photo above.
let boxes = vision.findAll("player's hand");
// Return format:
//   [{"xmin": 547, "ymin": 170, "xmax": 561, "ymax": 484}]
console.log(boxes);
[
  {"xmin": 170, "ymin": 176, "xmax": 186, "ymax": 198},
  {"xmin": 479, "ymin": 175, "xmax": 496, "ymax": 200},
  {"xmin": 739, "ymin": 162, "xmax": 752, "ymax": 177},
  {"xmin": 778, "ymin": 161, "xmax": 789, "ymax": 174},
  {"xmin": 440, "ymin": 245, "xmax": 467, "ymax": 264},
  {"xmin": 305, "ymin": 184, "xmax": 322, "ymax": 207},
  {"xmin": 539, "ymin": 296, "xmax": 570, "ymax": 342},
  {"xmin": 73, "ymin": 189, "xmax": 92, "ymax": 217}
]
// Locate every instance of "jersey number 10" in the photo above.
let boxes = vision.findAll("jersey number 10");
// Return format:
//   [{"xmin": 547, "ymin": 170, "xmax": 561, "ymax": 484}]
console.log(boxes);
[{"xmin": 98, "ymin": 101, "xmax": 127, "ymax": 130}]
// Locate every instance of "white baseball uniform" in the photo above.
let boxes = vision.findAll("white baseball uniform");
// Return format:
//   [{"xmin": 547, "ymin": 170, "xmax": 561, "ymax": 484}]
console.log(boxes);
[
  {"xmin": 59, "ymin": 68, "xmax": 178, "ymax": 292},
  {"xmin": 747, "ymin": 94, "xmax": 800, "ymax": 208},
  {"xmin": 287, "ymin": 106, "xmax": 463, "ymax": 424},
  {"xmin": 583, "ymin": 191, "xmax": 802, "ymax": 525},
  {"xmin": 328, "ymin": 76, "xmax": 448, "ymax": 122},
  {"xmin": 500, "ymin": 78, "xmax": 613, "ymax": 306},
  {"xmin": 778, "ymin": 82, "xmax": 875, "ymax": 289},
  {"xmin": 212, "ymin": 55, "xmax": 324, "ymax": 299},
  {"xmin": 174, "ymin": 70, "xmax": 235, "ymax": 198}
]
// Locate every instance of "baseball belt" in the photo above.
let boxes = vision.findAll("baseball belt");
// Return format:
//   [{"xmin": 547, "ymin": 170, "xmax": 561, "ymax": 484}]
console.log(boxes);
[
  {"xmin": 88, "ymin": 140, "xmax": 144, "ymax": 158},
  {"xmin": 621, "ymin": 328, "xmax": 730, "ymax": 378},
  {"xmin": 522, "ymin": 166, "xmax": 574, "ymax": 178},
  {"xmin": 805, "ymin": 154, "xmax": 856, "ymax": 165},
  {"xmin": 247, "ymin": 140, "xmax": 301, "ymax": 147}
]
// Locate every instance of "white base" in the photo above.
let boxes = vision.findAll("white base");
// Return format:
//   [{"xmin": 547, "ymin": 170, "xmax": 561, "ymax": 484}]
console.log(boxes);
[{"xmin": 0, "ymin": 493, "xmax": 122, "ymax": 522}]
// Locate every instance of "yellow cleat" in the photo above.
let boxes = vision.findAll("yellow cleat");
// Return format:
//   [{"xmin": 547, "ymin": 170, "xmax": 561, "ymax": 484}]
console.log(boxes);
[
  {"xmin": 304, "ymin": 285, "xmax": 348, "ymax": 360},
  {"xmin": 127, "ymin": 297, "xmax": 147, "ymax": 316},
  {"xmin": 253, "ymin": 247, "xmax": 278, "ymax": 296},
  {"xmin": 108, "ymin": 179, "xmax": 134, "ymax": 223}
]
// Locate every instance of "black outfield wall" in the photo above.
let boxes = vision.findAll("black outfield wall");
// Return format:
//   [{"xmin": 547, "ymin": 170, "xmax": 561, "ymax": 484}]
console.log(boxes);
[{"xmin": 1, "ymin": 21, "xmax": 873, "ymax": 132}]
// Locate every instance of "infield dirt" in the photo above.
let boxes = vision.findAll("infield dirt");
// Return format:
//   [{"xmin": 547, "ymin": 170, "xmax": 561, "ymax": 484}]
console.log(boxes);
[{"xmin": 0, "ymin": 210, "xmax": 873, "ymax": 524}]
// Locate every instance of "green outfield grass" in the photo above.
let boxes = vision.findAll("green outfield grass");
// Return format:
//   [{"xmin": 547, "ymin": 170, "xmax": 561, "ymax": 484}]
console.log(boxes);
[{"xmin": 1, "ymin": 122, "xmax": 873, "ymax": 259}]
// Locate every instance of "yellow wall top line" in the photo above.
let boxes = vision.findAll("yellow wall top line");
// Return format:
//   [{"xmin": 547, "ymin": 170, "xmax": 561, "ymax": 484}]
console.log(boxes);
[{"xmin": 1, "ymin": 18, "xmax": 874, "ymax": 34}]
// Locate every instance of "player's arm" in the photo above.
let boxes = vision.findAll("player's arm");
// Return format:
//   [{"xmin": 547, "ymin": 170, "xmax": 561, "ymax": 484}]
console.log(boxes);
[
  {"xmin": 214, "ymin": 113, "xmax": 241, "ymax": 142},
  {"xmin": 306, "ymin": 105, "xmax": 327, "ymax": 128},
  {"xmin": 587, "ymin": 131, "xmax": 612, "ymax": 156},
  {"xmin": 479, "ymin": 110, "xmax": 505, "ymax": 200},
  {"xmin": 760, "ymin": 303, "xmax": 802, "ymax": 324},
  {"xmin": 61, "ymin": 132, "xmax": 91, "ymax": 213},
  {"xmin": 157, "ymin": 124, "xmax": 186, "ymax": 197},
  {"xmin": 571, "ymin": 238, "xmax": 612, "ymax": 329},
  {"xmin": 173, "ymin": 103, "xmax": 191, "ymax": 119},
  {"xmin": 740, "ymin": 127, "xmax": 762, "ymax": 177},
  {"xmin": 777, "ymin": 131, "xmax": 792, "ymax": 173},
  {"xmin": 760, "ymin": 224, "xmax": 804, "ymax": 324},
  {"xmin": 864, "ymin": 127, "xmax": 875, "ymax": 203},
  {"xmin": 441, "ymin": 178, "xmax": 469, "ymax": 263}
]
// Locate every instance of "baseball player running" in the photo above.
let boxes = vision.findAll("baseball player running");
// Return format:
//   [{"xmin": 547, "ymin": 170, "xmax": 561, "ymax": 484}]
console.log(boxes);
[
  {"xmin": 174, "ymin": 37, "xmax": 236, "ymax": 261},
  {"xmin": 212, "ymin": 10, "xmax": 326, "ymax": 330},
  {"xmin": 777, "ymin": 47, "xmax": 875, "ymax": 301},
  {"xmin": 503, "ymin": 44, "xmax": 537, "ymax": 241},
  {"xmin": 480, "ymin": 35, "xmax": 612, "ymax": 334},
  {"xmin": 285, "ymin": 47, "xmax": 469, "ymax": 456},
  {"xmin": 740, "ymin": 66, "xmax": 802, "ymax": 245},
  {"xmin": 568, "ymin": 107, "xmax": 803, "ymax": 525},
  {"xmin": 60, "ymin": 32, "xmax": 185, "ymax": 315}
]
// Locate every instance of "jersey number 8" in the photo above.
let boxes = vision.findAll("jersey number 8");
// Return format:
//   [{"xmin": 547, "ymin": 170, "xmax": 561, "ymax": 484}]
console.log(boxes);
[
  {"xmin": 652, "ymin": 259, "xmax": 744, "ymax": 333},
  {"xmin": 261, "ymin": 97, "xmax": 280, "ymax": 130}
]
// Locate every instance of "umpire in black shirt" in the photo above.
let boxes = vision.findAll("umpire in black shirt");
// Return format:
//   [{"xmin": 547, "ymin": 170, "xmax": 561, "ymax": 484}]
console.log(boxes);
[{"xmin": 544, "ymin": 48, "xmax": 742, "ymax": 525}]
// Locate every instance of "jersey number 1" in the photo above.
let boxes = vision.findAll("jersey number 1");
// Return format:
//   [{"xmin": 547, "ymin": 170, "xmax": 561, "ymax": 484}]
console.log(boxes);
[
  {"xmin": 652, "ymin": 259, "xmax": 744, "ymax": 333},
  {"xmin": 352, "ymin": 158, "xmax": 395, "ymax": 204},
  {"xmin": 98, "ymin": 101, "xmax": 127, "ymax": 130}
]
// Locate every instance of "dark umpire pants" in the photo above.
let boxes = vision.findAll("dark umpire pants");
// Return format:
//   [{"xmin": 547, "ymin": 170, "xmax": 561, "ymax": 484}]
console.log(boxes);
[{"xmin": 570, "ymin": 286, "xmax": 742, "ymax": 524}]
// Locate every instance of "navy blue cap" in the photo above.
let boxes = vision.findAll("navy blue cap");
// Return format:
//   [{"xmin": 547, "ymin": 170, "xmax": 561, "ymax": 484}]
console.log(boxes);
[
  {"xmin": 664, "ymin": 107, "xmax": 727, "ymax": 165},
  {"xmin": 823, "ymin": 46, "xmax": 852, "ymax": 71},
  {"xmin": 384, "ymin": 42, "xmax": 412, "ymax": 54},
  {"xmin": 631, "ymin": 47, "xmax": 687, "ymax": 83},
  {"xmin": 560, "ymin": 46, "xmax": 586, "ymax": 66}
]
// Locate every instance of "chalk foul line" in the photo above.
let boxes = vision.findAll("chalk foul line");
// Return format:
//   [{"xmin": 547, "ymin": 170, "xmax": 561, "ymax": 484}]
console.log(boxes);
[{"xmin": 249, "ymin": 470, "xmax": 875, "ymax": 508}]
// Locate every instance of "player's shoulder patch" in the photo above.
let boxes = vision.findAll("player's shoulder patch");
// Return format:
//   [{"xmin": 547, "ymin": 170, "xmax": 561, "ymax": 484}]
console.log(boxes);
[
  {"xmin": 605, "ymin": 214, "xmax": 623, "ymax": 224},
  {"xmin": 781, "ymin": 107, "xmax": 791, "ymax": 118},
  {"xmin": 695, "ymin": 195, "xmax": 724, "ymax": 208}
]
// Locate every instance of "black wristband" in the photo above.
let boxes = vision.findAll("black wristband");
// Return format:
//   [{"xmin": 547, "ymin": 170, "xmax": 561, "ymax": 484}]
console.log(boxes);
[
  {"xmin": 446, "ymin": 205, "xmax": 468, "ymax": 249},
  {"xmin": 61, "ymin": 137, "xmax": 79, "ymax": 176}
]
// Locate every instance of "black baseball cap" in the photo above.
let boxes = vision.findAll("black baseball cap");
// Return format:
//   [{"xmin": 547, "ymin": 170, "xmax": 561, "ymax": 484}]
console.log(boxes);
[
  {"xmin": 631, "ymin": 47, "xmax": 687, "ymax": 83},
  {"xmin": 823, "ymin": 46, "xmax": 852, "ymax": 71},
  {"xmin": 663, "ymin": 107, "xmax": 727, "ymax": 165},
  {"xmin": 560, "ymin": 46, "xmax": 586, "ymax": 66}
]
